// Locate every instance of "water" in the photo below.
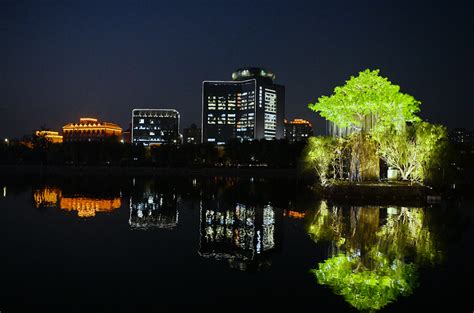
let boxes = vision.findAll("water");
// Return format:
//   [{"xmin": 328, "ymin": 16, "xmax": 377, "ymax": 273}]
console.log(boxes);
[{"xmin": 0, "ymin": 176, "xmax": 472, "ymax": 312}]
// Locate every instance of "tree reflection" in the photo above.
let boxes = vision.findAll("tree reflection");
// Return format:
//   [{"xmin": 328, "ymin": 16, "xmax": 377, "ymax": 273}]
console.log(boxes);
[{"xmin": 307, "ymin": 201, "xmax": 441, "ymax": 311}]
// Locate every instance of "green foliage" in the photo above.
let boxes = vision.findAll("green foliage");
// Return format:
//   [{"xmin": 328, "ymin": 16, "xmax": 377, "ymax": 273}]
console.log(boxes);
[
  {"xmin": 303, "ymin": 137, "xmax": 338, "ymax": 186},
  {"xmin": 312, "ymin": 253, "xmax": 417, "ymax": 311},
  {"xmin": 308, "ymin": 69, "xmax": 421, "ymax": 131},
  {"xmin": 373, "ymin": 121, "xmax": 447, "ymax": 182},
  {"xmin": 306, "ymin": 201, "xmax": 344, "ymax": 244},
  {"xmin": 307, "ymin": 203, "xmax": 441, "ymax": 310},
  {"xmin": 377, "ymin": 208, "xmax": 441, "ymax": 264}
]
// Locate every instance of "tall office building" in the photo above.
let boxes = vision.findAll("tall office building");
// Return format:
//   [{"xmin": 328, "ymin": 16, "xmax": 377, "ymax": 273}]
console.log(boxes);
[
  {"xmin": 284, "ymin": 118, "xmax": 313, "ymax": 142},
  {"xmin": 202, "ymin": 67, "xmax": 285, "ymax": 144},
  {"xmin": 132, "ymin": 109, "xmax": 181, "ymax": 146}
]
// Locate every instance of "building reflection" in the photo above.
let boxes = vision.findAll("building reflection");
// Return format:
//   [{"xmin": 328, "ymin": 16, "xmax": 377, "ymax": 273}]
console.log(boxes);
[
  {"xmin": 199, "ymin": 200, "xmax": 281, "ymax": 271},
  {"xmin": 33, "ymin": 186, "xmax": 121, "ymax": 217},
  {"xmin": 306, "ymin": 201, "xmax": 441, "ymax": 311},
  {"xmin": 33, "ymin": 187, "xmax": 62, "ymax": 208},
  {"xmin": 283, "ymin": 210, "xmax": 306, "ymax": 219},
  {"xmin": 129, "ymin": 191, "xmax": 179, "ymax": 230},
  {"xmin": 60, "ymin": 197, "xmax": 121, "ymax": 218}
]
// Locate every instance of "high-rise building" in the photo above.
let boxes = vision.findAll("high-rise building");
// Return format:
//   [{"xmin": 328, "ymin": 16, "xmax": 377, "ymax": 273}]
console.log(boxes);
[
  {"xmin": 449, "ymin": 128, "xmax": 472, "ymax": 144},
  {"xmin": 183, "ymin": 123, "xmax": 201, "ymax": 144},
  {"xmin": 284, "ymin": 119, "xmax": 313, "ymax": 142},
  {"xmin": 202, "ymin": 67, "xmax": 285, "ymax": 144},
  {"xmin": 131, "ymin": 109, "xmax": 181, "ymax": 146},
  {"xmin": 62, "ymin": 118, "xmax": 122, "ymax": 143}
]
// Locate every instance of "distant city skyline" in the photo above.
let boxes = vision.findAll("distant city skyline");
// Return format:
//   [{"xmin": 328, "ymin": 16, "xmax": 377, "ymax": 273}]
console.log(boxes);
[{"xmin": 1, "ymin": 0, "xmax": 471, "ymax": 138}]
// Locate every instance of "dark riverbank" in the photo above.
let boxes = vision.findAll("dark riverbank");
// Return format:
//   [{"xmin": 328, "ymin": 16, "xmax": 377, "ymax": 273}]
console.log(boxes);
[
  {"xmin": 318, "ymin": 182, "xmax": 438, "ymax": 206},
  {"xmin": 2, "ymin": 164, "xmax": 465, "ymax": 204},
  {"xmin": 0, "ymin": 164, "xmax": 300, "ymax": 177}
]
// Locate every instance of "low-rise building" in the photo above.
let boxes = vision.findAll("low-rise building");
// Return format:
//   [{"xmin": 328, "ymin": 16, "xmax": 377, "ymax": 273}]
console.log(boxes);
[
  {"xmin": 284, "ymin": 118, "xmax": 313, "ymax": 142},
  {"xmin": 132, "ymin": 109, "xmax": 181, "ymax": 146},
  {"xmin": 35, "ymin": 130, "xmax": 63, "ymax": 143},
  {"xmin": 62, "ymin": 118, "xmax": 122, "ymax": 143},
  {"xmin": 183, "ymin": 123, "xmax": 201, "ymax": 144}
]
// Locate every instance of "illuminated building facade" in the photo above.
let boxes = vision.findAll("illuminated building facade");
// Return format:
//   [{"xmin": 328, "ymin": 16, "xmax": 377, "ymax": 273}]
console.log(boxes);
[
  {"xmin": 183, "ymin": 123, "xmax": 201, "ymax": 144},
  {"xmin": 62, "ymin": 118, "xmax": 122, "ymax": 142},
  {"xmin": 202, "ymin": 67, "xmax": 285, "ymax": 144},
  {"xmin": 198, "ymin": 200, "xmax": 280, "ymax": 270},
  {"xmin": 35, "ymin": 130, "xmax": 63, "ymax": 143},
  {"xmin": 132, "ymin": 109, "xmax": 181, "ymax": 146},
  {"xmin": 284, "ymin": 119, "xmax": 313, "ymax": 142}
]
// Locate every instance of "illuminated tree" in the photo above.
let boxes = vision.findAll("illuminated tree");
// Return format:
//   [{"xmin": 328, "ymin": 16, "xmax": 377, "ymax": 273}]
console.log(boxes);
[
  {"xmin": 308, "ymin": 69, "xmax": 421, "ymax": 181},
  {"xmin": 308, "ymin": 69, "xmax": 421, "ymax": 131},
  {"xmin": 303, "ymin": 137, "xmax": 337, "ymax": 186},
  {"xmin": 346, "ymin": 132, "xmax": 379, "ymax": 181},
  {"xmin": 373, "ymin": 122, "xmax": 447, "ymax": 182}
]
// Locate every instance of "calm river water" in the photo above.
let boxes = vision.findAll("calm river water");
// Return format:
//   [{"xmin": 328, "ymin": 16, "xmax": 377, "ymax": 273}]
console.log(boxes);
[{"xmin": 0, "ymin": 176, "xmax": 472, "ymax": 312}]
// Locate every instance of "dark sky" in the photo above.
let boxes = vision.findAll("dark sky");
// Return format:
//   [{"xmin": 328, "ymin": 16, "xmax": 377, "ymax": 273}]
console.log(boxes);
[{"xmin": 1, "ymin": 0, "xmax": 472, "ymax": 138}]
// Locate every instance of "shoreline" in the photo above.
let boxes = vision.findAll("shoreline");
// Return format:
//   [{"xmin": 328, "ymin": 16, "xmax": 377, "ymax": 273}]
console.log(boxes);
[
  {"xmin": 0, "ymin": 164, "xmax": 300, "ymax": 177},
  {"xmin": 0, "ymin": 164, "xmax": 454, "ymax": 203}
]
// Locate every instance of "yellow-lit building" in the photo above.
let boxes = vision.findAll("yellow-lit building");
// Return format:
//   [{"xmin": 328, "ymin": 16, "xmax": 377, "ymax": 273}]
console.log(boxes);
[
  {"xmin": 62, "ymin": 118, "xmax": 122, "ymax": 142},
  {"xmin": 35, "ymin": 130, "xmax": 63, "ymax": 143},
  {"xmin": 60, "ymin": 197, "xmax": 121, "ymax": 217},
  {"xmin": 33, "ymin": 187, "xmax": 62, "ymax": 208},
  {"xmin": 284, "ymin": 118, "xmax": 313, "ymax": 142}
]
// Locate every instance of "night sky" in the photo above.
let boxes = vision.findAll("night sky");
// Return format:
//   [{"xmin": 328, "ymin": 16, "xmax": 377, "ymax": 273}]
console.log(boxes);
[{"xmin": 1, "ymin": 0, "xmax": 472, "ymax": 138}]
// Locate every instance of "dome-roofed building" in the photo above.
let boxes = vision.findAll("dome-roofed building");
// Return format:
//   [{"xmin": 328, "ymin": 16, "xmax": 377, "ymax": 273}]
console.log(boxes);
[{"xmin": 62, "ymin": 117, "xmax": 122, "ymax": 143}]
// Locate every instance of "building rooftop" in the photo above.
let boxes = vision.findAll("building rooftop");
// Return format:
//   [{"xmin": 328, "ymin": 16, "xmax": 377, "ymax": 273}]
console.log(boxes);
[
  {"xmin": 62, "ymin": 117, "xmax": 122, "ymax": 131},
  {"xmin": 231, "ymin": 67, "xmax": 275, "ymax": 82},
  {"xmin": 285, "ymin": 118, "xmax": 313, "ymax": 126}
]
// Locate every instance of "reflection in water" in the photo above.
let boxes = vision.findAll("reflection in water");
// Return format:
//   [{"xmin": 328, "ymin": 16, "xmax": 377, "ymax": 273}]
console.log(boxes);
[
  {"xmin": 129, "ymin": 192, "xmax": 179, "ymax": 230},
  {"xmin": 33, "ymin": 187, "xmax": 62, "ymax": 208},
  {"xmin": 33, "ymin": 186, "xmax": 121, "ymax": 217},
  {"xmin": 284, "ymin": 210, "xmax": 306, "ymax": 219},
  {"xmin": 60, "ymin": 197, "xmax": 121, "ymax": 217},
  {"xmin": 199, "ymin": 202, "xmax": 279, "ymax": 271},
  {"xmin": 307, "ymin": 201, "xmax": 441, "ymax": 311}
]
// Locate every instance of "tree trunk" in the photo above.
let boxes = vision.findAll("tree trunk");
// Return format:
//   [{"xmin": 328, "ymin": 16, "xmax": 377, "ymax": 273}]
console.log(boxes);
[{"xmin": 349, "ymin": 132, "xmax": 380, "ymax": 181}]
